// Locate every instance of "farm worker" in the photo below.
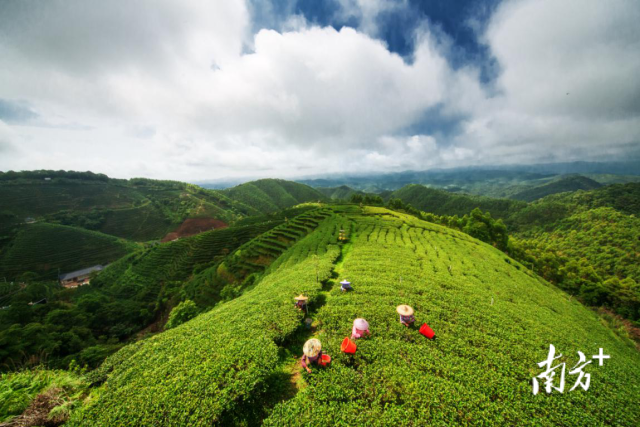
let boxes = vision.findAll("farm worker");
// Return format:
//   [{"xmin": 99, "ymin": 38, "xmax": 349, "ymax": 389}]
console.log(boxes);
[
  {"xmin": 301, "ymin": 338, "xmax": 323, "ymax": 373},
  {"xmin": 351, "ymin": 318, "xmax": 371, "ymax": 339},
  {"xmin": 340, "ymin": 280, "xmax": 353, "ymax": 292},
  {"xmin": 294, "ymin": 294, "xmax": 308, "ymax": 311},
  {"xmin": 397, "ymin": 305, "xmax": 415, "ymax": 327}
]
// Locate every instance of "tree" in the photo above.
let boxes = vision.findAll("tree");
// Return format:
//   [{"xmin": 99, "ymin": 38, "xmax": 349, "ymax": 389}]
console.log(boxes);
[{"xmin": 165, "ymin": 300, "xmax": 199, "ymax": 330}]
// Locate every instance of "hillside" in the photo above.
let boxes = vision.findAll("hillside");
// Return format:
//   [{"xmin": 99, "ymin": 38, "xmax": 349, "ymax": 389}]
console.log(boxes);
[
  {"xmin": 390, "ymin": 181, "xmax": 640, "ymax": 230},
  {"xmin": 391, "ymin": 183, "xmax": 640, "ymax": 321},
  {"xmin": 222, "ymin": 179, "xmax": 328, "ymax": 214},
  {"xmin": 0, "ymin": 223, "xmax": 137, "ymax": 281},
  {"xmin": 509, "ymin": 208, "xmax": 640, "ymax": 319},
  {"xmin": 511, "ymin": 175, "xmax": 602, "ymax": 202},
  {"xmin": 0, "ymin": 172, "xmax": 243, "ymax": 242},
  {"xmin": 66, "ymin": 206, "xmax": 640, "ymax": 426},
  {"xmin": 316, "ymin": 185, "xmax": 364, "ymax": 200},
  {"xmin": 0, "ymin": 172, "xmax": 327, "ymax": 244},
  {"xmin": 388, "ymin": 184, "xmax": 526, "ymax": 220}
]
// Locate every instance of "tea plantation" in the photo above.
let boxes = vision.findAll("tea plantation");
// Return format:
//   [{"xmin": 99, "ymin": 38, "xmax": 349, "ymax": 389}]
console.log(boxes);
[{"xmin": 64, "ymin": 206, "xmax": 639, "ymax": 426}]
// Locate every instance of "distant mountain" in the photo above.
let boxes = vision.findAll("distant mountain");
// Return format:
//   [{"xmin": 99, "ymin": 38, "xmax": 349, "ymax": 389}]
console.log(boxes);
[
  {"xmin": 298, "ymin": 169, "xmax": 554, "ymax": 196},
  {"xmin": 297, "ymin": 162, "xmax": 640, "ymax": 198},
  {"xmin": 491, "ymin": 160, "xmax": 640, "ymax": 175},
  {"xmin": 510, "ymin": 175, "xmax": 602, "ymax": 202}
]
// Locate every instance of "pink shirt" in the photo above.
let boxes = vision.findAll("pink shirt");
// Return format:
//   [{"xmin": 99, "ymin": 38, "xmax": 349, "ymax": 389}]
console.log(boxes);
[{"xmin": 351, "ymin": 325, "xmax": 369, "ymax": 339}]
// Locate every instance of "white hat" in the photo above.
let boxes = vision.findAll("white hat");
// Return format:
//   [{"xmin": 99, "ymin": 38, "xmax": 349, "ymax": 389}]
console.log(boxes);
[
  {"xmin": 354, "ymin": 318, "xmax": 369, "ymax": 330},
  {"xmin": 303, "ymin": 339, "xmax": 321, "ymax": 357},
  {"xmin": 396, "ymin": 305, "xmax": 414, "ymax": 316},
  {"xmin": 340, "ymin": 280, "xmax": 351, "ymax": 285}
]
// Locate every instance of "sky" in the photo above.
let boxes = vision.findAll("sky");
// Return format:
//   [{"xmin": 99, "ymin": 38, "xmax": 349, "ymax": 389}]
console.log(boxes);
[{"xmin": 0, "ymin": 0, "xmax": 639, "ymax": 182}]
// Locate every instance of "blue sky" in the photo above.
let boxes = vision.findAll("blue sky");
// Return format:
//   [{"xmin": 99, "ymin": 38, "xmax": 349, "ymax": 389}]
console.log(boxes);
[{"xmin": 0, "ymin": 0, "xmax": 638, "ymax": 180}]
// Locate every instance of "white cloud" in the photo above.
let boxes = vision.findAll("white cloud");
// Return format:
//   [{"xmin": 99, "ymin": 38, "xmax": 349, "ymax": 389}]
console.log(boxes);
[
  {"xmin": 0, "ymin": 0, "xmax": 638, "ymax": 180},
  {"xmin": 336, "ymin": 0, "xmax": 408, "ymax": 36},
  {"xmin": 0, "ymin": 120, "xmax": 16, "ymax": 154},
  {"xmin": 450, "ymin": 0, "xmax": 640, "ymax": 165}
]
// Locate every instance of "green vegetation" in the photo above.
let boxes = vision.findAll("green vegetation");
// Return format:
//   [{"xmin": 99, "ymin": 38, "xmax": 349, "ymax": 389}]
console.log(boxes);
[
  {"xmin": 316, "ymin": 185, "xmax": 364, "ymax": 200},
  {"xmin": 223, "ymin": 179, "xmax": 328, "ymax": 214},
  {"xmin": 0, "ymin": 367, "xmax": 88, "ymax": 425},
  {"xmin": 0, "ymin": 172, "xmax": 326, "ymax": 245},
  {"xmin": 68, "ymin": 230, "xmax": 340, "ymax": 425},
  {"xmin": 509, "ymin": 208, "xmax": 640, "ymax": 319},
  {"xmin": 387, "ymin": 183, "xmax": 640, "ymax": 322},
  {"xmin": 186, "ymin": 207, "xmax": 333, "ymax": 305},
  {"xmin": 0, "ymin": 223, "xmax": 136, "ymax": 281},
  {"xmin": 2, "ymin": 171, "xmax": 640, "ymax": 424},
  {"xmin": 388, "ymin": 184, "xmax": 526, "ymax": 220},
  {"xmin": 0, "ymin": 220, "xmax": 277, "ymax": 371},
  {"xmin": 0, "ymin": 206, "xmax": 334, "ymax": 372},
  {"xmin": 349, "ymin": 193, "xmax": 384, "ymax": 206},
  {"xmin": 65, "ymin": 206, "xmax": 639, "ymax": 425},
  {"xmin": 511, "ymin": 175, "xmax": 602, "ymax": 202},
  {"xmin": 165, "ymin": 300, "xmax": 199, "ymax": 330}
]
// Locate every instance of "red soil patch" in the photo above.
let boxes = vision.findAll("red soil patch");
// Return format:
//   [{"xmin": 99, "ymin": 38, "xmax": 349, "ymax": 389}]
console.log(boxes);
[{"xmin": 161, "ymin": 218, "xmax": 227, "ymax": 242}]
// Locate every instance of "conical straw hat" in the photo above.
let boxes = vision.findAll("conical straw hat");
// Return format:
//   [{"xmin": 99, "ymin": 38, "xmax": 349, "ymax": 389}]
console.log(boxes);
[
  {"xmin": 340, "ymin": 280, "xmax": 351, "ymax": 285},
  {"xmin": 294, "ymin": 294, "xmax": 309, "ymax": 301},
  {"xmin": 396, "ymin": 305, "xmax": 414, "ymax": 316},
  {"xmin": 303, "ymin": 338, "xmax": 321, "ymax": 357},
  {"xmin": 354, "ymin": 318, "xmax": 369, "ymax": 330}
]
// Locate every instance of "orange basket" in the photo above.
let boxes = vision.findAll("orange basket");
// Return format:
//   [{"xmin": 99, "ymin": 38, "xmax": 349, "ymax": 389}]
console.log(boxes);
[{"xmin": 341, "ymin": 337, "xmax": 357, "ymax": 354}]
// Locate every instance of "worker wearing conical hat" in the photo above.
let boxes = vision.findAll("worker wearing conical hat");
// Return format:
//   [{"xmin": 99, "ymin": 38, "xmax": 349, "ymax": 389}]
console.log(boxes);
[
  {"xmin": 351, "ymin": 318, "xmax": 371, "ymax": 340},
  {"xmin": 340, "ymin": 279, "xmax": 352, "ymax": 292},
  {"xmin": 397, "ymin": 305, "xmax": 415, "ymax": 327},
  {"xmin": 294, "ymin": 294, "xmax": 308, "ymax": 311},
  {"xmin": 301, "ymin": 338, "xmax": 323, "ymax": 373}
]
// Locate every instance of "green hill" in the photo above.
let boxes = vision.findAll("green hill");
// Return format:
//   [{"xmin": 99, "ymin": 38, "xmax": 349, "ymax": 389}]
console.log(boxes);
[
  {"xmin": 66, "ymin": 206, "xmax": 640, "ymax": 426},
  {"xmin": 0, "ymin": 223, "xmax": 137, "ymax": 281},
  {"xmin": 511, "ymin": 175, "xmax": 602, "ymax": 202},
  {"xmin": 223, "ymin": 179, "xmax": 328, "ymax": 214},
  {"xmin": 389, "ymin": 182, "xmax": 640, "ymax": 231},
  {"xmin": 0, "ymin": 172, "xmax": 327, "ymax": 243},
  {"xmin": 389, "ymin": 184, "xmax": 526, "ymax": 220},
  {"xmin": 0, "ymin": 172, "xmax": 243, "ymax": 241},
  {"xmin": 390, "ymin": 183, "xmax": 640, "ymax": 321},
  {"xmin": 0, "ymin": 206, "xmax": 335, "ymax": 371}
]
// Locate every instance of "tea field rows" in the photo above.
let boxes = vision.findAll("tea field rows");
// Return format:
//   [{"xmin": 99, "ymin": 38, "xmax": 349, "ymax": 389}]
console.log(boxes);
[{"xmin": 70, "ymin": 206, "xmax": 640, "ymax": 425}]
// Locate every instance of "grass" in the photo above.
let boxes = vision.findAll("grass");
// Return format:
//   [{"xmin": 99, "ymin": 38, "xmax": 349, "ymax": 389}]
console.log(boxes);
[{"xmin": 0, "ymin": 367, "xmax": 88, "ymax": 424}]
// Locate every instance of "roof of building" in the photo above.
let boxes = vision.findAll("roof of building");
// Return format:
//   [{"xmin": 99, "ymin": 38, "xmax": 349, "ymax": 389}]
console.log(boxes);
[{"xmin": 59, "ymin": 265, "xmax": 104, "ymax": 281}]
